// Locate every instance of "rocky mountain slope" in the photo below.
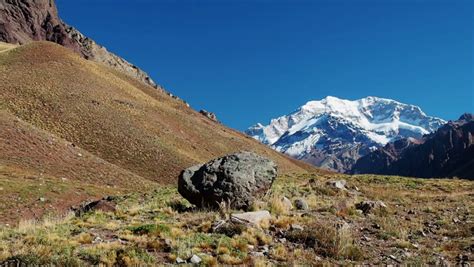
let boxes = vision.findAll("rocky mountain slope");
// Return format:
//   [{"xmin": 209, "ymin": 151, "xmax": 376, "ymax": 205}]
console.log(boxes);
[
  {"xmin": 246, "ymin": 96, "xmax": 445, "ymax": 172},
  {"xmin": 0, "ymin": 41, "xmax": 316, "ymax": 222},
  {"xmin": 352, "ymin": 113, "xmax": 474, "ymax": 179},
  {"xmin": 0, "ymin": 0, "xmax": 157, "ymax": 88}
]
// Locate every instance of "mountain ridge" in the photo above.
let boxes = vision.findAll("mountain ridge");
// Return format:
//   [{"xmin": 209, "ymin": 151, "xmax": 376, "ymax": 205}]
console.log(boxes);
[
  {"xmin": 246, "ymin": 96, "xmax": 446, "ymax": 172},
  {"xmin": 0, "ymin": 0, "xmax": 159, "ymax": 89},
  {"xmin": 352, "ymin": 113, "xmax": 474, "ymax": 179}
]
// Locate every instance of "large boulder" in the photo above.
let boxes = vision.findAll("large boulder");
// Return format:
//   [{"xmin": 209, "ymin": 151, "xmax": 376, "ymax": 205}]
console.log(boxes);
[{"xmin": 178, "ymin": 151, "xmax": 277, "ymax": 210}]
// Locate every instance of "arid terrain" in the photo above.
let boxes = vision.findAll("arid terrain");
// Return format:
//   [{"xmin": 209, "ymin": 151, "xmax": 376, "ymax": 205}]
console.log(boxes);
[
  {"xmin": 0, "ymin": 173, "xmax": 472, "ymax": 265},
  {"xmin": 0, "ymin": 41, "xmax": 313, "ymax": 223},
  {"xmin": 0, "ymin": 1, "xmax": 472, "ymax": 265}
]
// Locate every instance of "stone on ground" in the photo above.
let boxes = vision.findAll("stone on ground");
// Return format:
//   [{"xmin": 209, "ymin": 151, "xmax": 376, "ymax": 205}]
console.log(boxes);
[
  {"xmin": 178, "ymin": 151, "xmax": 277, "ymax": 210},
  {"xmin": 327, "ymin": 179, "xmax": 347, "ymax": 190},
  {"xmin": 294, "ymin": 198, "xmax": 309, "ymax": 210},
  {"xmin": 355, "ymin": 200, "xmax": 387, "ymax": 214},
  {"xmin": 231, "ymin": 210, "xmax": 272, "ymax": 226}
]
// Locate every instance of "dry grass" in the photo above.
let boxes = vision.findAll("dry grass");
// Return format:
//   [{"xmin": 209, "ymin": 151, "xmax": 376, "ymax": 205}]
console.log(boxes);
[
  {"xmin": 0, "ymin": 41, "xmax": 314, "ymax": 184},
  {"xmin": 0, "ymin": 41, "xmax": 317, "ymax": 223},
  {"xmin": 0, "ymin": 174, "xmax": 472, "ymax": 265},
  {"xmin": 0, "ymin": 42, "xmax": 16, "ymax": 53},
  {"xmin": 0, "ymin": 41, "xmax": 472, "ymax": 264}
]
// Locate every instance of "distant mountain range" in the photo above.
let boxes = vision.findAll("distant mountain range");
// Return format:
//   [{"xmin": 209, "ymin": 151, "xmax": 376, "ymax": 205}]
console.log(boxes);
[
  {"xmin": 246, "ymin": 96, "xmax": 446, "ymax": 173},
  {"xmin": 353, "ymin": 113, "xmax": 474, "ymax": 179}
]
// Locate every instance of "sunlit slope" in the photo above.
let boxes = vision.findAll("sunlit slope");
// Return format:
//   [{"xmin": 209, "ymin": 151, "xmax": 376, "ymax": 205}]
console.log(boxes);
[
  {"xmin": 0, "ymin": 41, "xmax": 315, "ymax": 184},
  {"xmin": 0, "ymin": 110, "xmax": 155, "ymax": 222}
]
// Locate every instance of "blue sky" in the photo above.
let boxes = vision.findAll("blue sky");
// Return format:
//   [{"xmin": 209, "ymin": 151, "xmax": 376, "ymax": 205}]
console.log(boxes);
[{"xmin": 57, "ymin": 0, "xmax": 473, "ymax": 130}]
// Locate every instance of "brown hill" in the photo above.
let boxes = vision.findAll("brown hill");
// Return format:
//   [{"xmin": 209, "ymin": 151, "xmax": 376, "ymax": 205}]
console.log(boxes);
[
  {"xmin": 0, "ymin": 109, "xmax": 154, "ymax": 222},
  {"xmin": 0, "ymin": 0, "xmax": 157, "ymax": 88},
  {"xmin": 0, "ymin": 41, "xmax": 316, "ymax": 221}
]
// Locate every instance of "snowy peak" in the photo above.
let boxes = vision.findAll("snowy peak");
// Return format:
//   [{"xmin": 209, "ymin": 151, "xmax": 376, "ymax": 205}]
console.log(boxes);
[{"xmin": 246, "ymin": 96, "xmax": 446, "ymax": 172}]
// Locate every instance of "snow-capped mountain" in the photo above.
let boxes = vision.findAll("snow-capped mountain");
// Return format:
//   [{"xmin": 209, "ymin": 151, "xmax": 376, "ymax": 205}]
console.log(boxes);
[{"xmin": 245, "ymin": 96, "xmax": 446, "ymax": 172}]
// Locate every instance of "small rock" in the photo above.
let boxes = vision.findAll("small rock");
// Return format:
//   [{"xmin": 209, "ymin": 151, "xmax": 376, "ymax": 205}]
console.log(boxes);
[
  {"xmin": 281, "ymin": 196, "xmax": 293, "ymax": 210},
  {"xmin": 457, "ymin": 254, "xmax": 469, "ymax": 262},
  {"xmin": 294, "ymin": 198, "xmax": 309, "ymax": 210},
  {"xmin": 327, "ymin": 180, "xmax": 347, "ymax": 190},
  {"xmin": 199, "ymin": 109, "xmax": 219, "ymax": 122},
  {"xmin": 290, "ymin": 224, "xmax": 304, "ymax": 231},
  {"xmin": 453, "ymin": 218, "xmax": 460, "ymax": 223},
  {"xmin": 388, "ymin": 255, "xmax": 400, "ymax": 263},
  {"xmin": 189, "ymin": 255, "xmax": 202, "ymax": 264},
  {"xmin": 231, "ymin": 210, "xmax": 271, "ymax": 226},
  {"xmin": 212, "ymin": 220, "xmax": 245, "ymax": 237},
  {"xmin": 72, "ymin": 197, "xmax": 117, "ymax": 216},
  {"xmin": 93, "ymin": 236, "xmax": 103, "ymax": 244},
  {"xmin": 39, "ymin": 197, "xmax": 46, "ymax": 202},
  {"xmin": 247, "ymin": 245, "xmax": 255, "ymax": 250},
  {"xmin": 355, "ymin": 200, "xmax": 387, "ymax": 214},
  {"xmin": 77, "ymin": 153, "xmax": 83, "ymax": 157},
  {"xmin": 251, "ymin": 251, "xmax": 265, "ymax": 257},
  {"xmin": 176, "ymin": 257, "xmax": 186, "ymax": 264}
]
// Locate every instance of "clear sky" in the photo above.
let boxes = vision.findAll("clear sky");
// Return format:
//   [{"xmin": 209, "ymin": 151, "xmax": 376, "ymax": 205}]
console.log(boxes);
[{"xmin": 57, "ymin": 0, "xmax": 473, "ymax": 130}]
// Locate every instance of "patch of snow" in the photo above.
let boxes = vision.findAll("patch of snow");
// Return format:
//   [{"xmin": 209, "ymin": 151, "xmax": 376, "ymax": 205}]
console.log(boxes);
[{"xmin": 244, "ymin": 96, "xmax": 446, "ymax": 169}]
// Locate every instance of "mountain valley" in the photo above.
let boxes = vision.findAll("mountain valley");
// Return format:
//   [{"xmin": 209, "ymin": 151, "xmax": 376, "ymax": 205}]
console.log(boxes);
[{"xmin": 0, "ymin": 0, "xmax": 472, "ymax": 265}]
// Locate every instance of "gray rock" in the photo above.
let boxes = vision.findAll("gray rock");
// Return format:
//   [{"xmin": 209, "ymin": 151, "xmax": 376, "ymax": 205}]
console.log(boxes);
[
  {"xmin": 199, "ymin": 109, "xmax": 219, "ymax": 122},
  {"xmin": 327, "ymin": 179, "xmax": 347, "ymax": 190},
  {"xmin": 92, "ymin": 236, "xmax": 103, "ymax": 244},
  {"xmin": 355, "ymin": 200, "xmax": 387, "ymax": 214},
  {"xmin": 281, "ymin": 196, "xmax": 293, "ymax": 210},
  {"xmin": 290, "ymin": 224, "xmax": 304, "ymax": 231},
  {"xmin": 178, "ymin": 151, "xmax": 277, "ymax": 210},
  {"xmin": 231, "ymin": 210, "xmax": 272, "ymax": 226},
  {"xmin": 294, "ymin": 198, "xmax": 309, "ymax": 210},
  {"xmin": 72, "ymin": 197, "xmax": 117, "ymax": 216},
  {"xmin": 251, "ymin": 251, "xmax": 265, "ymax": 257},
  {"xmin": 176, "ymin": 257, "xmax": 186, "ymax": 264},
  {"xmin": 189, "ymin": 255, "xmax": 202, "ymax": 264}
]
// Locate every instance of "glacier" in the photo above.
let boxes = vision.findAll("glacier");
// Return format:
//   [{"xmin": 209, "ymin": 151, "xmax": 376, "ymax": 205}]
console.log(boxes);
[{"xmin": 245, "ymin": 96, "xmax": 446, "ymax": 172}]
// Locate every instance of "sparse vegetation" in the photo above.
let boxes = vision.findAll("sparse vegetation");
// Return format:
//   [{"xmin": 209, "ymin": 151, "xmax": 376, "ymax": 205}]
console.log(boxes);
[{"xmin": 0, "ymin": 174, "xmax": 471, "ymax": 265}]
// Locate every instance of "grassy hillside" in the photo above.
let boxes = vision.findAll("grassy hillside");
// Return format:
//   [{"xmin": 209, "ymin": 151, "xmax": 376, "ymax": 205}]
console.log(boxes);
[
  {"xmin": 0, "ymin": 41, "xmax": 319, "ymax": 223},
  {"xmin": 0, "ymin": 110, "xmax": 155, "ymax": 223},
  {"xmin": 0, "ymin": 173, "xmax": 471, "ymax": 265},
  {"xmin": 0, "ymin": 41, "xmax": 314, "ymax": 184}
]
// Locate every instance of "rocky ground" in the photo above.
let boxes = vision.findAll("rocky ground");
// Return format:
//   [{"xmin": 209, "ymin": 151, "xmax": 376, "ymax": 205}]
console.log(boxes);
[{"xmin": 0, "ymin": 173, "xmax": 472, "ymax": 266}]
